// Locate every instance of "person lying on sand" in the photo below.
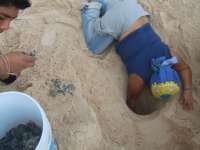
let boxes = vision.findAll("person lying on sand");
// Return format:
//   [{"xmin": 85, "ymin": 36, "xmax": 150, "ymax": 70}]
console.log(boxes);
[
  {"xmin": 0, "ymin": 0, "xmax": 35, "ymax": 85},
  {"xmin": 81, "ymin": 0, "xmax": 193, "ymax": 111}
]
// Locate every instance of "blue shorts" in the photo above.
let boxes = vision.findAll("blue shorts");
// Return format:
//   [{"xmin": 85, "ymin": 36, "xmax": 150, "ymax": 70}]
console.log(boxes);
[{"xmin": 116, "ymin": 23, "xmax": 172, "ymax": 85}]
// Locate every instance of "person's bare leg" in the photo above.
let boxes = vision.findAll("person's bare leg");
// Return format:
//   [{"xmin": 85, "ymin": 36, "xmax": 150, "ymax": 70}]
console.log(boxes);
[{"xmin": 127, "ymin": 74, "xmax": 145, "ymax": 111}]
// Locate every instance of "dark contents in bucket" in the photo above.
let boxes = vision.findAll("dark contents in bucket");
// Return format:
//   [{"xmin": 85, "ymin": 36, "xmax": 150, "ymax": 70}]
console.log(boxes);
[{"xmin": 0, "ymin": 122, "xmax": 42, "ymax": 150}]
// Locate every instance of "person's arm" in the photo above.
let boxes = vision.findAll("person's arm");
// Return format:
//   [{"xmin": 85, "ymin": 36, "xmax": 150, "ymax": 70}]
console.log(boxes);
[
  {"xmin": 0, "ymin": 57, "xmax": 9, "ymax": 79},
  {"xmin": 0, "ymin": 52, "xmax": 35, "ymax": 82},
  {"xmin": 171, "ymin": 48, "xmax": 193, "ymax": 110},
  {"xmin": 81, "ymin": 2, "xmax": 114, "ymax": 54}
]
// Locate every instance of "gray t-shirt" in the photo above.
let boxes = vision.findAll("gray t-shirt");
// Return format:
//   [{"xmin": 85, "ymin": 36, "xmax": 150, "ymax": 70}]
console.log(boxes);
[{"xmin": 94, "ymin": 0, "xmax": 149, "ymax": 39}]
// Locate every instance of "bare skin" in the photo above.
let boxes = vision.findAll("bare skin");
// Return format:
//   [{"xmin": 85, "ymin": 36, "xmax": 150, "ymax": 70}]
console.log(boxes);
[
  {"xmin": 0, "ymin": 52, "xmax": 35, "ymax": 79},
  {"xmin": 0, "ymin": 6, "xmax": 35, "ymax": 80},
  {"xmin": 171, "ymin": 49, "xmax": 193, "ymax": 110},
  {"xmin": 121, "ymin": 16, "xmax": 193, "ymax": 112},
  {"xmin": 127, "ymin": 74, "xmax": 144, "ymax": 111}
]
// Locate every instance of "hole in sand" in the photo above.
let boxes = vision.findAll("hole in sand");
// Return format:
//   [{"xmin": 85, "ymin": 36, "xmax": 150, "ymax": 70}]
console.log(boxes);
[{"xmin": 133, "ymin": 87, "xmax": 168, "ymax": 115}]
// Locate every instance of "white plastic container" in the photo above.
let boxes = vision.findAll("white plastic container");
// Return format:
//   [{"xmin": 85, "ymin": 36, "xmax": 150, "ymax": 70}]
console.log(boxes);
[{"xmin": 0, "ymin": 91, "xmax": 58, "ymax": 150}]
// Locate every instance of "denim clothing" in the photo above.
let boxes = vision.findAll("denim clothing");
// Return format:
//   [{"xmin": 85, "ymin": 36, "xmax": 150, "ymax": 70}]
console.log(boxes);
[
  {"xmin": 116, "ymin": 23, "xmax": 172, "ymax": 84},
  {"xmin": 81, "ymin": 0, "xmax": 149, "ymax": 54},
  {"xmin": 82, "ymin": 2, "xmax": 114, "ymax": 54}
]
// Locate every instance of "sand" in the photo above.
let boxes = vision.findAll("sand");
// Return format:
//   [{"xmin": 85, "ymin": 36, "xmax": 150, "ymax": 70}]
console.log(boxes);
[{"xmin": 0, "ymin": 0, "xmax": 200, "ymax": 149}]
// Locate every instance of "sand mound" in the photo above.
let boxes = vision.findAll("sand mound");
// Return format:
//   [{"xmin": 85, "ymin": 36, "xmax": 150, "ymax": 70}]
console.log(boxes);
[{"xmin": 0, "ymin": 0, "xmax": 200, "ymax": 149}]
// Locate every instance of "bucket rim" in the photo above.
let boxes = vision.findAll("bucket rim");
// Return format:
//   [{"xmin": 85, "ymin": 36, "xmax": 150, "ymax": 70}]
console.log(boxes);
[{"xmin": 0, "ymin": 91, "xmax": 53, "ymax": 150}]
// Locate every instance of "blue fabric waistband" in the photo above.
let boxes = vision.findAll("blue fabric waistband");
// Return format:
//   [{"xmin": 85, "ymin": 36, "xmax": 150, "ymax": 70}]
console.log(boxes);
[
  {"xmin": 116, "ymin": 23, "xmax": 163, "ymax": 61},
  {"xmin": 115, "ymin": 23, "xmax": 171, "ymax": 84}
]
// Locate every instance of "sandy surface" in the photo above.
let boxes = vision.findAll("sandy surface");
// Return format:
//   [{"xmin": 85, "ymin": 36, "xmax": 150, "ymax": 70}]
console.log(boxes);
[{"xmin": 0, "ymin": 0, "xmax": 200, "ymax": 149}]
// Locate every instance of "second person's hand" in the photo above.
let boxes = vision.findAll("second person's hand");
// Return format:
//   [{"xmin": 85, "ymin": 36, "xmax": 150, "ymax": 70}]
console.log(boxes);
[{"xmin": 5, "ymin": 51, "xmax": 36, "ymax": 76}]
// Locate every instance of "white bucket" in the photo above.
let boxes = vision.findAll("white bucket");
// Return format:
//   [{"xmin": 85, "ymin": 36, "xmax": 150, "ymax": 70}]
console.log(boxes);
[{"xmin": 0, "ymin": 91, "xmax": 58, "ymax": 150}]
